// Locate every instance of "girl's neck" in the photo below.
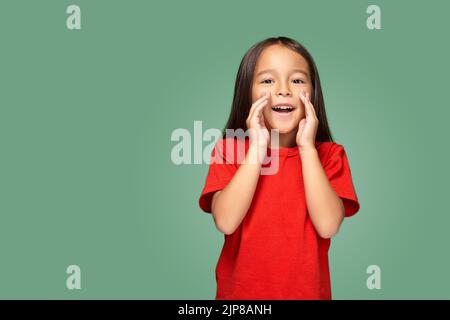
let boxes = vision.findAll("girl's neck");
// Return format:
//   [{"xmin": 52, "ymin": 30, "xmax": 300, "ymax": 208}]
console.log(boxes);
[{"xmin": 276, "ymin": 132, "xmax": 297, "ymax": 148}]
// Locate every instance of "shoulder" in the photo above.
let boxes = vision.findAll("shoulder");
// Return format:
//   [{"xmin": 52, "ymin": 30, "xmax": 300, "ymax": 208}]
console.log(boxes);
[{"xmin": 316, "ymin": 141, "xmax": 345, "ymax": 164}]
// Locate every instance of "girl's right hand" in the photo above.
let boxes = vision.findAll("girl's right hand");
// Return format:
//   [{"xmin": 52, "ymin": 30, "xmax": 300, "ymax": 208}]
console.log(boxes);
[{"xmin": 246, "ymin": 92, "xmax": 270, "ymax": 159}]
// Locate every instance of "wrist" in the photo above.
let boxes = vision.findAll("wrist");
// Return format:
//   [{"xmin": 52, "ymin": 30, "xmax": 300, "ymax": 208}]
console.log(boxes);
[
  {"xmin": 298, "ymin": 144, "xmax": 317, "ymax": 156},
  {"xmin": 245, "ymin": 144, "xmax": 266, "ymax": 165},
  {"xmin": 249, "ymin": 140, "xmax": 268, "ymax": 153}
]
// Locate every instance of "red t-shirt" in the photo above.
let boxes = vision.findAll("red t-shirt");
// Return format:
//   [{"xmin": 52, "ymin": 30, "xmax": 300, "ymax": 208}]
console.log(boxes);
[{"xmin": 198, "ymin": 137, "xmax": 360, "ymax": 300}]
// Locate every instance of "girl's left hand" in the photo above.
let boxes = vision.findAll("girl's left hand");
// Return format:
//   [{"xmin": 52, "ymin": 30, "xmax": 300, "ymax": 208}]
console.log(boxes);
[{"xmin": 296, "ymin": 90, "xmax": 318, "ymax": 150}]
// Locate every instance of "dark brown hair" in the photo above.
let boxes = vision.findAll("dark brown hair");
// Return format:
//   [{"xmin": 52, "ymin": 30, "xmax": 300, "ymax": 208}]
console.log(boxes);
[{"xmin": 222, "ymin": 36, "xmax": 333, "ymax": 142}]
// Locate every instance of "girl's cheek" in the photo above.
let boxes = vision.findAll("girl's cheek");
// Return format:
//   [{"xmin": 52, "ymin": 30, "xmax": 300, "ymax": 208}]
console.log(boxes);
[
  {"xmin": 297, "ymin": 85, "xmax": 312, "ymax": 96},
  {"xmin": 253, "ymin": 82, "xmax": 274, "ymax": 98},
  {"xmin": 252, "ymin": 83, "xmax": 265, "ymax": 100},
  {"xmin": 255, "ymin": 88, "xmax": 269, "ymax": 100}
]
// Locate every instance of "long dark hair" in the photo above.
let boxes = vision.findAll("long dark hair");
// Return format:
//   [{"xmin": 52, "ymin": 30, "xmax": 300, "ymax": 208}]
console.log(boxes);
[{"xmin": 222, "ymin": 36, "xmax": 333, "ymax": 142}]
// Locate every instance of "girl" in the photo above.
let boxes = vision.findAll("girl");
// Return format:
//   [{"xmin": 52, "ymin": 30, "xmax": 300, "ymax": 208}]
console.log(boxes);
[{"xmin": 198, "ymin": 36, "xmax": 360, "ymax": 300}]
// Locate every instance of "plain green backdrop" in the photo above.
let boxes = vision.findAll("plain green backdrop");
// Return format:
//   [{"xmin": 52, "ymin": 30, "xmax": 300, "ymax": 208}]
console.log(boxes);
[{"xmin": 0, "ymin": 0, "xmax": 449, "ymax": 299}]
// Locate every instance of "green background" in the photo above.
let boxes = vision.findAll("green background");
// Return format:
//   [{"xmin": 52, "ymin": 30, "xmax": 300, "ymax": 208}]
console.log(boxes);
[{"xmin": 1, "ymin": 0, "xmax": 448, "ymax": 299}]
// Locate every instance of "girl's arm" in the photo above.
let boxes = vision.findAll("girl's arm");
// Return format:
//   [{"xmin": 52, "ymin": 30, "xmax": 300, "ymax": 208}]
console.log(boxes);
[
  {"xmin": 211, "ymin": 145, "xmax": 263, "ymax": 235},
  {"xmin": 300, "ymin": 147, "xmax": 345, "ymax": 239},
  {"xmin": 211, "ymin": 92, "xmax": 270, "ymax": 235},
  {"xmin": 297, "ymin": 90, "xmax": 344, "ymax": 239}
]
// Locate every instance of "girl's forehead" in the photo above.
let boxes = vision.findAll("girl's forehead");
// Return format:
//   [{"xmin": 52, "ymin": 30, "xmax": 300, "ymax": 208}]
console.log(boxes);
[{"xmin": 255, "ymin": 45, "xmax": 309, "ymax": 73}]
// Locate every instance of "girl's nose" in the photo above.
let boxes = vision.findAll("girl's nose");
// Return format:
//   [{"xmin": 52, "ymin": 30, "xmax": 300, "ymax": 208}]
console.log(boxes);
[{"xmin": 277, "ymin": 89, "xmax": 292, "ymax": 97}]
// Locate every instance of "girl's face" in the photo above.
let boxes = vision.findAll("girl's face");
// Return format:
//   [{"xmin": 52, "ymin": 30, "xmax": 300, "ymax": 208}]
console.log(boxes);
[{"xmin": 251, "ymin": 44, "xmax": 313, "ymax": 138}]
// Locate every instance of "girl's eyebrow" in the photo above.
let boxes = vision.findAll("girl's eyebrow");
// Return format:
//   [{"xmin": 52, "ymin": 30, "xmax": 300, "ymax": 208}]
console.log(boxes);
[{"xmin": 255, "ymin": 68, "xmax": 309, "ymax": 77}]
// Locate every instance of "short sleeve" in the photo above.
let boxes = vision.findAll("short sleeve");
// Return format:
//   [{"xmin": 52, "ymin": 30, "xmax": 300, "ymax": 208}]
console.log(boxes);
[
  {"xmin": 198, "ymin": 138, "xmax": 243, "ymax": 213},
  {"xmin": 322, "ymin": 143, "xmax": 360, "ymax": 218}
]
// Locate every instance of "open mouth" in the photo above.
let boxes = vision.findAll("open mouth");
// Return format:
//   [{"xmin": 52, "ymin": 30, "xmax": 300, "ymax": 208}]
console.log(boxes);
[{"xmin": 271, "ymin": 105, "xmax": 294, "ymax": 113}]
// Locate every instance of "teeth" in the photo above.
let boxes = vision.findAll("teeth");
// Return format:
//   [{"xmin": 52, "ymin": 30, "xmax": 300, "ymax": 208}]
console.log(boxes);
[{"xmin": 272, "ymin": 105, "xmax": 293, "ymax": 110}]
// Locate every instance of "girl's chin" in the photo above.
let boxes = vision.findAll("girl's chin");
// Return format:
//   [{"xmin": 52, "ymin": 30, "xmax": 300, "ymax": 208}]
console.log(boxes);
[{"xmin": 266, "ymin": 121, "xmax": 299, "ymax": 135}]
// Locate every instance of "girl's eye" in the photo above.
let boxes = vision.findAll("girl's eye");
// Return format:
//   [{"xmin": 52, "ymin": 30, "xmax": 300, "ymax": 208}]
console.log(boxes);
[{"xmin": 261, "ymin": 79, "xmax": 305, "ymax": 84}]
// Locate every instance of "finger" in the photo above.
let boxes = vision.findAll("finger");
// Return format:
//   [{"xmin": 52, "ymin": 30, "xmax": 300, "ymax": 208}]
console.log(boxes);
[
  {"xmin": 249, "ymin": 92, "xmax": 270, "ymax": 118},
  {"xmin": 297, "ymin": 118, "xmax": 306, "ymax": 136},
  {"xmin": 255, "ymin": 102, "xmax": 268, "ymax": 127},
  {"xmin": 249, "ymin": 95, "xmax": 269, "ymax": 122},
  {"xmin": 305, "ymin": 92, "xmax": 317, "ymax": 118},
  {"xmin": 252, "ymin": 100, "xmax": 268, "ymax": 126},
  {"xmin": 247, "ymin": 96, "xmax": 269, "ymax": 123},
  {"xmin": 301, "ymin": 91, "xmax": 315, "ymax": 120},
  {"xmin": 300, "ymin": 90, "xmax": 311, "ymax": 118},
  {"xmin": 256, "ymin": 91, "xmax": 270, "ymax": 105}
]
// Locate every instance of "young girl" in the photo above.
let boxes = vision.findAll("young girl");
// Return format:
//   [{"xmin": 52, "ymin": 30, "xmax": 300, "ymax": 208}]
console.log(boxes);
[{"xmin": 198, "ymin": 36, "xmax": 360, "ymax": 300}]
